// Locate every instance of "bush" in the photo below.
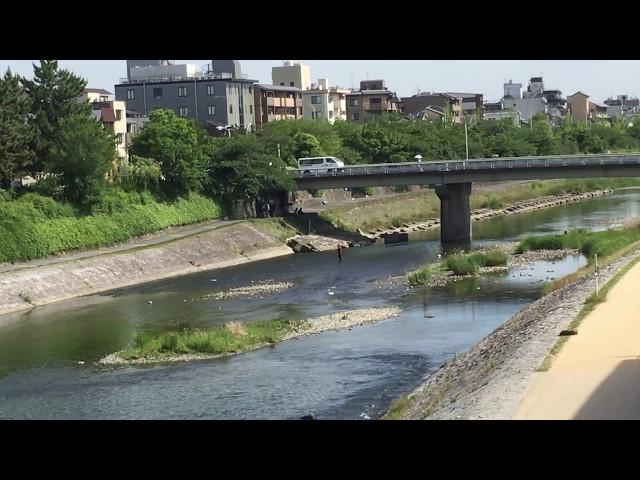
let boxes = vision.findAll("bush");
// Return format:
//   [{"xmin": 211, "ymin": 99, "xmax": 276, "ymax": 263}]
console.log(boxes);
[
  {"xmin": 445, "ymin": 255, "xmax": 479, "ymax": 275},
  {"xmin": 0, "ymin": 191, "xmax": 221, "ymax": 263}
]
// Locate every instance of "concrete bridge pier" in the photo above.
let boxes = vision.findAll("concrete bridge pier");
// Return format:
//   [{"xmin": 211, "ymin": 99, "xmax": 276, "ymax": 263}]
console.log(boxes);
[{"xmin": 435, "ymin": 182, "xmax": 472, "ymax": 245}]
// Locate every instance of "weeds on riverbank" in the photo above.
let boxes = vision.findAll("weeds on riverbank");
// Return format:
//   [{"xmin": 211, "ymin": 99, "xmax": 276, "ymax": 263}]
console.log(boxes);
[
  {"xmin": 408, "ymin": 265, "xmax": 436, "ymax": 286},
  {"xmin": 445, "ymin": 250, "xmax": 508, "ymax": 275},
  {"xmin": 120, "ymin": 318, "xmax": 309, "ymax": 360},
  {"xmin": 517, "ymin": 226, "xmax": 640, "ymax": 261}
]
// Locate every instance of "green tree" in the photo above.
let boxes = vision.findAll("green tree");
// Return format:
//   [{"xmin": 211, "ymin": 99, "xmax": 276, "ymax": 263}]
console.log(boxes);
[
  {"xmin": 129, "ymin": 109, "xmax": 208, "ymax": 196},
  {"xmin": 48, "ymin": 114, "xmax": 115, "ymax": 205},
  {"xmin": 0, "ymin": 68, "xmax": 34, "ymax": 186},
  {"xmin": 121, "ymin": 155, "xmax": 163, "ymax": 192},
  {"xmin": 293, "ymin": 132, "xmax": 324, "ymax": 159},
  {"xmin": 21, "ymin": 60, "xmax": 89, "ymax": 176},
  {"xmin": 206, "ymin": 135, "xmax": 294, "ymax": 211}
]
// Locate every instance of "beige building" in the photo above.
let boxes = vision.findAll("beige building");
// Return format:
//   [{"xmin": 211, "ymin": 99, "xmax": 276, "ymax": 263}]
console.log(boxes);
[
  {"xmin": 346, "ymin": 80, "xmax": 400, "ymax": 123},
  {"xmin": 568, "ymin": 91, "xmax": 590, "ymax": 123},
  {"xmin": 81, "ymin": 89, "xmax": 128, "ymax": 163},
  {"xmin": 301, "ymin": 79, "xmax": 350, "ymax": 123},
  {"xmin": 271, "ymin": 61, "xmax": 311, "ymax": 91},
  {"xmin": 254, "ymin": 84, "xmax": 303, "ymax": 129}
]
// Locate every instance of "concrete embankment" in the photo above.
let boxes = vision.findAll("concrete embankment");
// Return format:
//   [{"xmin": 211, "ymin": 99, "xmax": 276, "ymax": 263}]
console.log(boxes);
[
  {"xmin": 0, "ymin": 222, "xmax": 293, "ymax": 319},
  {"xmin": 388, "ymin": 246, "xmax": 640, "ymax": 420},
  {"xmin": 366, "ymin": 190, "xmax": 613, "ymax": 240}
]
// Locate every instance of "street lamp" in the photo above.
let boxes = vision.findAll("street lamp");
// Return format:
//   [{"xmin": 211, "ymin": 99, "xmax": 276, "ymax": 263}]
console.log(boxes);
[
  {"xmin": 463, "ymin": 115, "xmax": 469, "ymax": 160},
  {"xmin": 216, "ymin": 125, "xmax": 232, "ymax": 138}
]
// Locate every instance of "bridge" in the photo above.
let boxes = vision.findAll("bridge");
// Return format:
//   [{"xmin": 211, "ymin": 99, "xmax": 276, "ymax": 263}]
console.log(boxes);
[{"xmin": 291, "ymin": 153, "xmax": 640, "ymax": 244}]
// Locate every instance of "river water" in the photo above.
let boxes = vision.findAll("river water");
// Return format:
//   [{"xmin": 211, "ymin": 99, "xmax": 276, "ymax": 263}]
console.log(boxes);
[{"xmin": 1, "ymin": 190, "xmax": 639, "ymax": 419}]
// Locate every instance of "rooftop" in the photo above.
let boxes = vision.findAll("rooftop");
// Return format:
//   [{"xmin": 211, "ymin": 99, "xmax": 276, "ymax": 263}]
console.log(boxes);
[
  {"xmin": 84, "ymin": 88, "xmax": 113, "ymax": 95},
  {"xmin": 257, "ymin": 84, "xmax": 301, "ymax": 92}
]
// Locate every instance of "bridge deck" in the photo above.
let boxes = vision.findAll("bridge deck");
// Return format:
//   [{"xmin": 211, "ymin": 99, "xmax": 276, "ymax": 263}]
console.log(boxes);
[{"xmin": 293, "ymin": 154, "xmax": 640, "ymax": 189}]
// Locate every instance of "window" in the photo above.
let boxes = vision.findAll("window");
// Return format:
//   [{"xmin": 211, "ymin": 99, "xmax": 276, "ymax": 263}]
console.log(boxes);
[
  {"xmin": 280, "ymin": 82, "xmax": 284, "ymax": 86},
  {"xmin": 116, "ymin": 133, "xmax": 123, "ymax": 144},
  {"xmin": 178, "ymin": 106, "xmax": 189, "ymax": 117},
  {"xmin": 329, "ymin": 111, "xmax": 333, "ymax": 118},
  {"xmin": 178, "ymin": 86, "xmax": 187, "ymax": 97},
  {"xmin": 153, "ymin": 88, "xmax": 163, "ymax": 99},
  {"xmin": 312, "ymin": 111, "xmax": 322, "ymax": 119},
  {"xmin": 127, "ymin": 89, "xmax": 134, "ymax": 100},
  {"xmin": 249, "ymin": 87, "xmax": 252, "ymax": 94},
  {"xmin": 249, "ymin": 105, "xmax": 253, "ymax": 114},
  {"xmin": 349, "ymin": 98, "xmax": 359, "ymax": 106},
  {"xmin": 298, "ymin": 107, "xmax": 303, "ymax": 115},
  {"xmin": 370, "ymin": 97, "xmax": 381, "ymax": 105},
  {"xmin": 297, "ymin": 93, "xmax": 301, "ymax": 99},
  {"xmin": 115, "ymin": 110, "xmax": 122, "ymax": 121},
  {"xmin": 350, "ymin": 113, "xmax": 359, "ymax": 121},
  {"xmin": 290, "ymin": 81, "xmax": 294, "ymax": 87},
  {"xmin": 311, "ymin": 95, "xmax": 321, "ymax": 105},
  {"xmin": 208, "ymin": 105, "xmax": 216, "ymax": 116},
  {"xmin": 207, "ymin": 85, "xmax": 215, "ymax": 96},
  {"xmin": 229, "ymin": 104, "xmax": 233, "ymax": 114}
]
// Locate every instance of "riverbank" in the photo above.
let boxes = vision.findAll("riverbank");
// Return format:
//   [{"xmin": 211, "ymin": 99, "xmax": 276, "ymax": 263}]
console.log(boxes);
[
  {"xmin": 0, "ymin": 221, "xmax": 294, "ymax": 319},
  {"xmin": 512, "ymin": 257, "xmax": 640, "ymax": 419},
  {"xmin": 362, "ymin": 190, "xmax": 613, "ymax": 240},
  {"xmin": 385, "ymin": 245, "xmax": 640, "ymax": 420},
  {"xmin": 99, "ymin": 306, "xmax": 402, "ymax": 366},
  {"xmin": 0, "ymin": 185, "xmax": 625, "ymax": 320}
]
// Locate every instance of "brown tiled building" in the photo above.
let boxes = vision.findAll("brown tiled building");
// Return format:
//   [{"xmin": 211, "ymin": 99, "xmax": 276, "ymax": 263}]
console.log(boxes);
[
  {"xmin": 346, "ymin": 80, "xmax": 400, "ymax": 123},
  {"xmin": 253, "ymin": 84, "xmax": 303, "ymax": 129}
]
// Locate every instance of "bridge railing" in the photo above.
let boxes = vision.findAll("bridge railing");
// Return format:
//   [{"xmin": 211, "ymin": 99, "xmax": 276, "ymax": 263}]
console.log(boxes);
[{"xmin": 291, "ymin": 153, "xmax": 640, "ymax": 178}]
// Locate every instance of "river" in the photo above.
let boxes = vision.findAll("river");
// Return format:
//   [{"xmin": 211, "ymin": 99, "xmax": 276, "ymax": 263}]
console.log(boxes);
[{"xmin": 0, "ymin": 189, "xmax": 639, "ymax": 419}]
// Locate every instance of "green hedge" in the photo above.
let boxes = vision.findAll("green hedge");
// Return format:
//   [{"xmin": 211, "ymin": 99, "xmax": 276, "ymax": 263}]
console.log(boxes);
[{"xmin": 0, "ymin": 190, "xmax": 220, "ymax": 263}]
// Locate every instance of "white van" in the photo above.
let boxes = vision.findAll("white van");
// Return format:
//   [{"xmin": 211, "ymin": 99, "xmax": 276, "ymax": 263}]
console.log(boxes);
[{"xmin": 298, "ymin": 156, "xmax": 345, "ymax": 175}]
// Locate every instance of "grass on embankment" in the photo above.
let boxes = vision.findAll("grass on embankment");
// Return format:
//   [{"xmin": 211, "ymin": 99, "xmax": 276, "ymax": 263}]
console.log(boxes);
[
  {"xmin": 0, "ymin": 189, "xmax": 221, "ymax": 263},
  {"xmin": 408, "ymin": 249, "xmax": 508, "ymax": 286},
  {"xmin": 120, "ymin": 319, "xmax": 308, "ymax": 360},
  {"xmin": 318, "ymin": 178, "xmax": 640, "ymax": 234},
  {"xmin": 249, "ymin": 218, "xmax": 299, "ymax": 242}
]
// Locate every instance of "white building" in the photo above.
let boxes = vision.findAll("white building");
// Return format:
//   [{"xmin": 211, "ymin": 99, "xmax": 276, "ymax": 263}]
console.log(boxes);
[
  {"xmin": 81, "ymin": 89, "xmax": 128, "ymax": 162},
  {"xmin": 301, "ymin": 79, "xmax": 351, "ymax": 123}
]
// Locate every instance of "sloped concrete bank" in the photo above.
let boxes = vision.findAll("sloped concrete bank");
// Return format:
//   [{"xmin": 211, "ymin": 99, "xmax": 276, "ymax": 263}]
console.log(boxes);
[
  {"xmin": 387, "ymin": 247, "xmax": 640, "ymax": 420},
  {"xmin": 0, "ymin": 222, "xmax": 293, "ymax": 319}
]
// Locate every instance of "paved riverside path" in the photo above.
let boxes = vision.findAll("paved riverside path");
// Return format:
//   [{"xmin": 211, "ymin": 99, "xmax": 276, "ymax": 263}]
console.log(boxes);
[
  {"xmin": 513, "ymin": 259, "xmax": 640, "ymax": 420},
  {"xmin": 0, "ymin": 219, "xmax": 241, "ymax": 274}
]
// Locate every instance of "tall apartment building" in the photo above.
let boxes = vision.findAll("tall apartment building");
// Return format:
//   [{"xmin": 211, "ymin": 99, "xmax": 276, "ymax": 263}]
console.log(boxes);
[
  {"xmin": 346, "ymin": 80, "xmax": 400, "ymax": 123},
  {"xmin": 253, "ymin": 84, "xmax": 303, "ymax": 129},
  {"xmin": 80, "ymin": 88, "xmax": 127, "ymax": 162},
  {"xmin": 301, "ymin": 79, "xmax": 350, "ymax": 123},
  {"xmin": 271, "ymin": 61, "xmax": 311, "ymax": 90},
  {"xmin": 114, "ymin": 60, "xmax": 257, "ymax": 132}
]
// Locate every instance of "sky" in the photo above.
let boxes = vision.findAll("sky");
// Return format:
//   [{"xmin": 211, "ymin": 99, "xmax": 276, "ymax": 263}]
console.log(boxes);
[{"xmin": 0, "ymin": 60, "xmax": 637, "ymax": 102}]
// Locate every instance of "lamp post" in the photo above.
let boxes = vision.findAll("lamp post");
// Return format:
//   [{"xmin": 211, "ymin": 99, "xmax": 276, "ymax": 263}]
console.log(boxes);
[
  {"xmin": 216, "ymin": 125, "xmax": 232, "ymax": 138},
  {"xmin": 464, "ymin": 115, "xmax": 469, "ymax": 160}
]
